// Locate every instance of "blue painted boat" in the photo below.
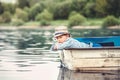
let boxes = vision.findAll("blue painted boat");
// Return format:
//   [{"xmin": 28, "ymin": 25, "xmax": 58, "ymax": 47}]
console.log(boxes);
[{"xmin": 75, "ymin": 36, "xmax": 120, "ymax": 47}]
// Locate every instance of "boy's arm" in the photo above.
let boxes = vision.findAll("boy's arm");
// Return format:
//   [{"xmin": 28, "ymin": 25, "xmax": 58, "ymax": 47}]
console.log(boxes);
[
  {"xmin": 50, "ymin": 41, "xmax": 71, "ymax": 50},
  {"xmin": 56, "ymin": 41, "xmax": 72, "ymax": 50}
]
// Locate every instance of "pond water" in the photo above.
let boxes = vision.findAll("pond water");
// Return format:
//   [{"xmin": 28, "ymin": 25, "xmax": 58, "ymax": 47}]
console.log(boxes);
[
  {"xmin": 0, "ymin": 29, "xmax": 60, "ymax": 80},
  {"xmin": 0, "ymin": 28, "xmax": 120, "ymax": 80},
  {"xmin": 0, "ymin": 49, "xmax": 59, "ymax": 80}
]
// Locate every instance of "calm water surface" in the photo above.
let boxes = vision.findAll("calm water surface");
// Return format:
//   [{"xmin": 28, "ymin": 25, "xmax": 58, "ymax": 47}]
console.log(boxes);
[
  {"xmin": 0, "ymin": 48, "xmax": 60, "ymax": 80},
  {"xmin": 0, "ymin": 29, "xmax": 60, "ymax": 80},
  {"xmin": 0, "ymin": 29, "xmax": 120, "ymax": 80}
]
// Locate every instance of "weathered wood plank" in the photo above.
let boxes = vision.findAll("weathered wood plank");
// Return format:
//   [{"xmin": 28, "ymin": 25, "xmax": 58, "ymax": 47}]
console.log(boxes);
[{"xmin": 62, "ymin": 48, "xmax": 120, "ymax": 71}]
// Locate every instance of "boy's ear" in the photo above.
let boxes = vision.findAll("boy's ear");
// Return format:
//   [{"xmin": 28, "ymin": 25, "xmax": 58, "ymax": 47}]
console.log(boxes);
[
  {"xmin": 66, "ymin": 34, "xmax": 70, "ymax": 37},
  {"xmin": 67, "ymin": 34, "xmax": 70, "ymax": 37}
]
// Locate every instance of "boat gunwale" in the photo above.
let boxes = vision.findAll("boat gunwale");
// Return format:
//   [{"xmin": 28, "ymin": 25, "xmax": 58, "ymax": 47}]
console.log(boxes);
[{"xmin": 65, "ymin": 47, "xmax": 120, "ymax": 50}]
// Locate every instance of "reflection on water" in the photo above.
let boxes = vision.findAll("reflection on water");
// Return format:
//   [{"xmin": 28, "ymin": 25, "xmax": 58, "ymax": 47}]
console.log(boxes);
[
  {"xmin": 0, "ymin": 29, "xmax": 59, "ymax": 80},
  {"xmin": 58, "ymin": 68, "xmax": 120, "ymax": 80},
  {"xmin": 0, "ymin": 29, "xmax": 120, "ymax": 80},
  {"xmin": 0, "ymin": 49, "xmax": 60, "ymax": 80}
]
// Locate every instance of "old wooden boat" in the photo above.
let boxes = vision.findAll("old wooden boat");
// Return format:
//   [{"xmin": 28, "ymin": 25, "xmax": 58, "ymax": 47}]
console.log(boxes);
[{"xmin": 60, "ymin": 36, "xmax": 120, "ymax": 71}]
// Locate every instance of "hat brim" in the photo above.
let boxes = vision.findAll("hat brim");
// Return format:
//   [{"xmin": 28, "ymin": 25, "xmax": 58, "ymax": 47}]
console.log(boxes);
[{"xmin": 54, "ymin": 32, "xmax": 69, "ymax": 38}]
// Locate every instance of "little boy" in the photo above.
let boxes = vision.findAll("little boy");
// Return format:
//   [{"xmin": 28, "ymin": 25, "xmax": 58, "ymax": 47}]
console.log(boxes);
[{"xmin": 51, "ymin": 28, "xmax": 90, "ymax": 51}]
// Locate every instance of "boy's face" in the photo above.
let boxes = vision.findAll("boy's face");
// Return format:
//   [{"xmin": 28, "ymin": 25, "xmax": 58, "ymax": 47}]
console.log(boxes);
[{"xmin": 55, "ymin": 34, "xmax": 69, "ymax": 43}]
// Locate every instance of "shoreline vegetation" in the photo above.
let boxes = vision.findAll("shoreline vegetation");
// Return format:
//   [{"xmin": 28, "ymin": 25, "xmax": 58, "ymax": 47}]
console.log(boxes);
[
  {"xmin": 0, "ymin": 18, "xmax": 120, "ymax": 30},
  {"xmin": 0, "ymin": 25, "xmax": 120, "ymax": 30}
]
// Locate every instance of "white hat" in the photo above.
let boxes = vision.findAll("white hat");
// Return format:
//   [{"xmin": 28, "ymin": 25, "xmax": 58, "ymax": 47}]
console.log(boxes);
[{"xmin": 53, "ymin": 26, "xmax": 70, "ymax": 38}]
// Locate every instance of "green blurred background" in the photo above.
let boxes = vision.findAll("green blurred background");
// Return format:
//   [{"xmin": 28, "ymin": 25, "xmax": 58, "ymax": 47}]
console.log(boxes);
[{"xmin": 0, "ymin": 0, "xmax": 120, "ymax": 28}]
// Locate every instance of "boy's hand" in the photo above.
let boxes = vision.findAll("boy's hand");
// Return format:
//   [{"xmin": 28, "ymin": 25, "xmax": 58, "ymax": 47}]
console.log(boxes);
[{"xmin": 54, "ymin": 45, "xmax": 57, "ymax": 50}]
